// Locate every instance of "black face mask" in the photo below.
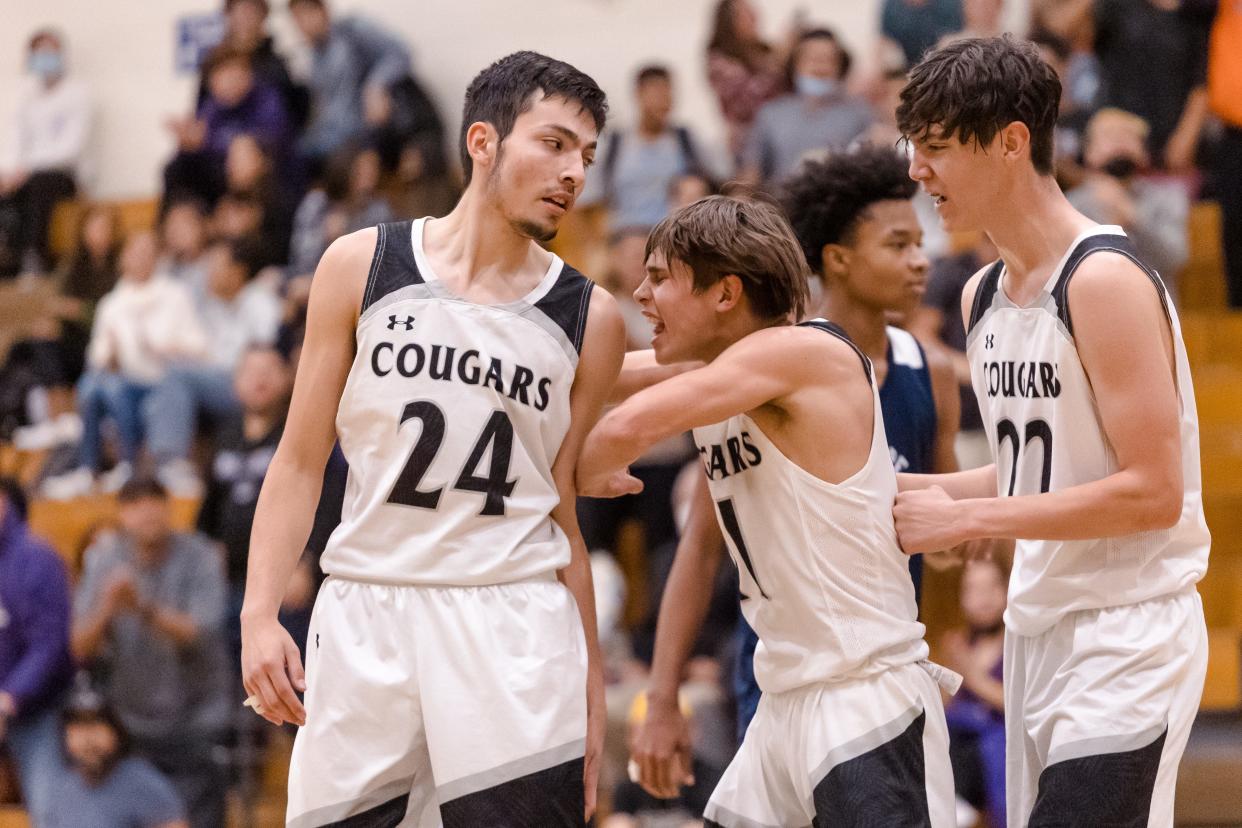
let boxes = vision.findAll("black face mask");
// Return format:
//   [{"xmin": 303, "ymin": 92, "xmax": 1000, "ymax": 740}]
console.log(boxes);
[{"xmin": 1100, "ymin": 156, "xmax": 1140, "ymax": 179}]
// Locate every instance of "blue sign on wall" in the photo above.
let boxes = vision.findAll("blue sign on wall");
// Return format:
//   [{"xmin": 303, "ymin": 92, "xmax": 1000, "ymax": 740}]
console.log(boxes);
[{"xmin": 175, "ymin": 13, "xmax": 226, "ymax": 74}]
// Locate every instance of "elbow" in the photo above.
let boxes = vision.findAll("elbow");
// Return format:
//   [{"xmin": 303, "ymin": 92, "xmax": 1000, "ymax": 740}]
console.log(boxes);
[{"xmin": 1138, "ymin": 481, "xmax": 1183, "ymax": 532}]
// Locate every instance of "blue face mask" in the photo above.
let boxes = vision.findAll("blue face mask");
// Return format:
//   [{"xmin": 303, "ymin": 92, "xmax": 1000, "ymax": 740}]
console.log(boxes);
[
  {"xmin": 795, "ymin": 75, "xmax": 839, "ymax": 99},
  {"xmin": 28, "ymin": 49, "xmax": 64, "ymax": 79}
]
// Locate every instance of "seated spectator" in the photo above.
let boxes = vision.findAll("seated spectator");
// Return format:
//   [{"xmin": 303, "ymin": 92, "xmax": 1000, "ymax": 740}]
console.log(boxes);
[
  {"xmin": 287, "ymin": 142, "xmax": 392, "ymax": 280},
  {"xmin": 47, "ymin": 686, "xmax": 188, "ymax": 828},
  {"xmin": 5, "ymin": 205, "xmax": 122, "ymax": 451},
  {"xmin": 42, "ymin": 232, "xmax": 207, "ymax": 499},
  {"xmin": 0, "ymin": 28, "xmax": 92, "ymax": 276},
  {"xmin": 604, "ymin": 692, "xmax": 723, "ymax": 828},
  {"xmin": 221, "ymin": 134, "xmax": 296, "ymax": 266},
  {"xmin": 288, "ymin": 0, "xmax": 414, "ymax": 166},
  {"xmin": 383, "ymin": 135, "xmax": 460, "ymax": 221},
  {"xmin": 0, "ymin": 479, "xmax": 74, "ymax": 826},
  {"xmin": 942, "ymin": 558, "xmax": 1008, "ymax": 828},
  {"xmin": 71, "ymin": 478, "xmax": 230, "ymax": 828},
  {"xmin": 1066, "ymin": 108, "xmax": 1189, "ymax": 294},
  {"xmin": 157, "ymin": 199, "xmax": 212, "ymax": 284},
  {"xmin": 197, "ymin": 0, "xmax": 307, "ymax": 133},
  {"xmin": 162, "ymin": 47, "xmax": 291, "ymax": 210},
  {"xmin": 145, "ymin": 239, "xmax": 282, "ymax": 495},
  {"xmin": 938, "ymin": 0, "xmax": 1005, "ymax": 45},
  {"xmin": 740, "ymin": 28, "xmax": 873, "ymax": 188},
  {"xmin": 195, "ymin": 347, "xmax": 322, "ymax": 652},
  {"xmin": 588, "ymin": 65, "xmax": 707, "ymax": 233},
  {"xmin": 705, "ymin": 0, "xmax": 788, "ymax": 162}
]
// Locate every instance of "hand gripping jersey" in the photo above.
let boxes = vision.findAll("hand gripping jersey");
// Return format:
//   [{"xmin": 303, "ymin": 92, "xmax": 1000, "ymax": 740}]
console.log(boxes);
[
  {"xmin": 966, "ymin": 226, "xmax": 1210, "ymax": 636},
  {"xmin": 693, "ymin": 319, "xmax": 929, "ymax": 695},
  {"xmin": 320, "ymin": 218, "xmax": 594, "ymax": 586}
]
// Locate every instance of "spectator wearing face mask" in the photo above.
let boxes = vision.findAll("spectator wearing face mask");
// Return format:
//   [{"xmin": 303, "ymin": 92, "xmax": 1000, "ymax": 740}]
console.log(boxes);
[
  {"xmin": 1066, "ymin": 108, "xmax": 1190, "ymax": 297},
  {"xmin": 739, "ymin": 28, "xmax": 872, "ymax": 189},
  {"xmin": 0, "ymin": 28, "xmax": 93, "ymax": 276}
]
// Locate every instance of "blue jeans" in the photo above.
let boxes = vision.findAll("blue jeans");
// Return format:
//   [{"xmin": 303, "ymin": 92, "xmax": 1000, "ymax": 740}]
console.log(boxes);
[
  {"xmin": 76, "ymin": 371, "xmax": 152, "ymax": 470},
  {"xmin": 5, "ymin": 702, "xmax": 68, "ymax": 825},
  {"xmin": 143, "ymin": 366, "xmax": 239, "ymax": 465}
]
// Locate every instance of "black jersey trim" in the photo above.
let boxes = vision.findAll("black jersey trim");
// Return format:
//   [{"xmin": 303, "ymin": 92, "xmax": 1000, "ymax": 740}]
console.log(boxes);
[
  {"xmin": 966, "ymin": 260, "xmax": 1005, "ymax": 335},
  {"xmin": 360, "ymin": 220, "xmax": 424, "ymax": 316},
  {"xmin": 531, "ymin": 264, "xmax": 595, "ymax": 356},
  {"xmin": 1050, "ymin": 234, "xmax": 1172, "ymax": 338},
  {"xmin": 799, "ymin": 319, "xmax": 873, "ymax": 385}
]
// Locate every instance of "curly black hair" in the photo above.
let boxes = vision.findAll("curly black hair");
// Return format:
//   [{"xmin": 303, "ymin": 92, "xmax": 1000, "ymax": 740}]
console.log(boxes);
[{"xmin": 778, "ymin": 145, "xmax": 917, "ymax": 275}]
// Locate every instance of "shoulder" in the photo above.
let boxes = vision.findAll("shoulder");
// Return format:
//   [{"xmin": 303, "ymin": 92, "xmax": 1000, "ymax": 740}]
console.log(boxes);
[
  {"xmin": 1064, "ymin": 248, "xmax": 1166, "ymax": 330},
  {"xmin": 578, "ymin": 285, "xmax": 626, "ymax": 364},
  {"xmin": 731, "ymin": 324, "xmax": 865, "ymax": 378},
  {"xmin": 311, "ymin": 227, "xmax": 377, "ymax": 308},
  {"xmin": 960, "ymin": 261, "xmax": 999, "ymax": 322}
]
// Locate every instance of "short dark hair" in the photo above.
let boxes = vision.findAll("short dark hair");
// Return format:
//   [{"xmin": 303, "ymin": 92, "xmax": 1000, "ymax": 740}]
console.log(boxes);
[
  {"xmin": 226, "ymin": 0, "xmax": 269, "ymax": 13},
  {"xmin": 780, "ymin": 145, "xmax": 918, "ymax": 274},
  {"xmin": 635, "ymin": 64, "xmax": 671, "ymax": 86},
  {"xmin": 897, "ymin": 35, "xmax": 1061, "ymax": 175},
  {"xmin": 117, "ymin": 476, "xmax": 168, "ymax": 504},
  {"xmin": 203, "ymin": 44, "xmax": 253, "ymax": 76},
  {"xmin": 645, "ymin": 195, "xmax": 811, "ymax": 321},
  {"xmin": 459, "ymin": 51, "xmax": 608, "ymax": 185},
  {"xmin": 214, "ymin": 237, "xmax": 264, "ymax": 280}
]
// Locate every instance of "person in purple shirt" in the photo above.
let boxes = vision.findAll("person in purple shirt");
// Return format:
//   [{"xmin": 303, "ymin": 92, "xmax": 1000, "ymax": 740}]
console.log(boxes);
[
  {"xmin": 0, "ymin": 478, "xmax": 74, "ymax": 825},
  {"xmin": 163, "ymin": 45, "xmax": 291, "ymax": 210}
]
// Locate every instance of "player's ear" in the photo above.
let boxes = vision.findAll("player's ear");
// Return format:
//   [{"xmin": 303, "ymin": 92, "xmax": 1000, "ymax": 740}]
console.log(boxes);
[
  {"xmin": 821, "ymin": 244, "xmax": 849, "ymax": 281},
  {"xmin": 717, "ymin": 274, "xmax": 744, "ymax": 312},
  {"xmin": 999, "ymin": 121, "xmax": 1031, "ymax": 165},
  {"xmin": 466, "ymin": 121, "xmax": 499, "ymax": 174}
]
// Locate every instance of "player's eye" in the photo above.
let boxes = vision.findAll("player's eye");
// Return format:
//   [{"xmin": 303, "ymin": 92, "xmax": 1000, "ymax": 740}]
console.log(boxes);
[
  {"xmin": 544, "ymin": 138, "xmax": 563, "ymax": 151},
  {"xmin": 583, "ymin": 154, "xmax": 596, "ymax": 168}
]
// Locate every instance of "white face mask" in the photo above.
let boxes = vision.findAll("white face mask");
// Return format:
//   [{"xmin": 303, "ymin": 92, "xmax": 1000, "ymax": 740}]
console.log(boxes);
[{"xmin": 795, "ymin": 75, "xmax": 839, "ymax": 99}]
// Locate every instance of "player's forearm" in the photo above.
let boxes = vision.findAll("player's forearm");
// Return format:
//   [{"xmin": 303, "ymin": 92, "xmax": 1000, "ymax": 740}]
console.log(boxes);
[
  {"xmin": 956, "ymin": 467, "xmax": 1182, "ymax": 542},
  {"xmin": 609, "ymin": 351, "xmax": 699, "ymax": 404},
  {"xmin": 647, "ymin": 523, "xmax": 724, "ymax": 706},
  {"xmin": 578, "ymin": 412, "xmax": 661, "ymax": 490},
  {"xmin": 898, "ymin": 464, "xmax": 996, "ymax": 499},
  {"xmin": 242, "ymin": 456, "xmax": 325, "ymax": 620},
  {"xmin": 558, "ymin": 539, "xmax": 606, "ymax": 699}
]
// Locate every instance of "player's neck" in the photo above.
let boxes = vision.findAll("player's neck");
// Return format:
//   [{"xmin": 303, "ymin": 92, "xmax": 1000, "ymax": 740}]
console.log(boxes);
[
  {"xmin": 704, "ymin": 313, "xmax": 788, "ymax": 362},
  {"xmin": 820, "ymin": 292, "xmax": 888, "ymax": 362},
  {"xmin": 427, "ymin": 190, "xmax": 550, "ymax": 285},
  {"xmin": 982, "ymin": 174, "xmax": 1095, "ymax": 284}
]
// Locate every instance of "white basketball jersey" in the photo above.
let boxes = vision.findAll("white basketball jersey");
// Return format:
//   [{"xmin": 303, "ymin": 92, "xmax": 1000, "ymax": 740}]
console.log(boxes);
[
  {"xmin": 320, "ymin": 218, "xmax": 594, "ymax": 585},
  {"xmin": 966, "ymin": 225, "xmax": 1210, "ymax": 637},
  {"xmin": 692, "ymin": 320, "xmax": 929, "ymax": 694}
]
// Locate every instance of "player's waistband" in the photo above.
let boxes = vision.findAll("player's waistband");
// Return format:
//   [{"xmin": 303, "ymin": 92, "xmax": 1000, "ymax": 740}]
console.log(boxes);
[{"xmin": 321, "ymin": 570, "xmax": 560, "ymax": 590}]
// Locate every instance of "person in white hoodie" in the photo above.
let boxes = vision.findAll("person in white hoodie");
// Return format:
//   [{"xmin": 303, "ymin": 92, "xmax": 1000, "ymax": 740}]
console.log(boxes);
[
  {"xmin": 43, "ymin": 231, "xmax": 206, "ymax": 499},
  {"xmin": 0, "ymin": 28, "xmax": 92, "ymax": 275}
]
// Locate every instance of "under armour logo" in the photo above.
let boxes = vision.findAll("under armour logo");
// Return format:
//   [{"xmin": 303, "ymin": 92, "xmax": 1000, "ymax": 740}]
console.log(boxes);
[
  {"xmin": 387, "ymin": 315, "xmax": 415, "ymax": 331},
  {"xmin": 985, "ymin": 334, "xmax": 995, "ymax": 349}
]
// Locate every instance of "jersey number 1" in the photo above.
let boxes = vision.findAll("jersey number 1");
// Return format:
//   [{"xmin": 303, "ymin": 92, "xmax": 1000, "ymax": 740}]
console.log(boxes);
[{"xmin": 387, "ymin": 400, "xmax": 517, "ymax": 516}]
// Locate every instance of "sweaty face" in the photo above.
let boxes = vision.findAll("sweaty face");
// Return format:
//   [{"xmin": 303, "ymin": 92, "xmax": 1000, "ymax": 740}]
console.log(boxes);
[
  {"xmin": 482, "ymin": 94, "xmax": 598, "ymax": 243},
  {"xmin": 907, "ymin": 127, "xmax": 1005, "ymax": 233},
  {"xmin": 634, "ymin": 249, "xmax": 720, "ymax": 364},
  {"xmin": 833, "ymin": 199, "xmax": 928, "ymax": 316}
]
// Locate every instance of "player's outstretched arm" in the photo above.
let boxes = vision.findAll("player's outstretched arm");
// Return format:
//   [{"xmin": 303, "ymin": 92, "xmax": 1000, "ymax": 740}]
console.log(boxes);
[
  {"xmin": 633, "ymin": 470, "xmax": 723, "ymax": 799},
  {"xmin": 548, "ymin": 287, "xmax": 627, "ymax": 822},
  {"xmin": 606, "ymin": 349, "xmax": 701, "ymax": 405},
  {"xmin": 896, "ymin": 254, "xmax": 1184, "ymax": 553},
  {"xmin": 577, "ymin": 326, "xmax": 813, "ymax": 494},
  {"xmin": 240, "ymin": 230, "xmax": 371, "ymax": 727}
]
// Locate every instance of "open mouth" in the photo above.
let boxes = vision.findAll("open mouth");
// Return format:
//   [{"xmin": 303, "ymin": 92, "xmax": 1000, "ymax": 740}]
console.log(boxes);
[{"xmin": 542, "ymin": 194, "xmax": 571, "ymax": 212}]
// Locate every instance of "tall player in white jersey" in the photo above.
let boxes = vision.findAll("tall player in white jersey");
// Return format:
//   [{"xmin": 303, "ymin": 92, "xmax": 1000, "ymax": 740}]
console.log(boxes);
[
  {"xmin": 577, "ymin": 196, "xmax": 957, "ymax": 827},
  {"xmin": 239, "ymin": 52, "xmax": 627, "ymax": 826},
  {"xmin": 894, "ymin": 36, "xmax": 1210, "ymax": 826}
]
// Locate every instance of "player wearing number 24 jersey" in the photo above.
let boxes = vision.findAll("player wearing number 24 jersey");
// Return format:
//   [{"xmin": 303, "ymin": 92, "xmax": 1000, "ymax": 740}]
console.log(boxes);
[
  {"xmin": 240, "ymin": 52, "xmax": 628, "ymax": 827},
  {"xmin": 577, "ymin": 196, "xmax": 957, "ymax": 828},
  {"xmin": 895, "ymin": 36, "xmax": 1209, "ymax": 827}
]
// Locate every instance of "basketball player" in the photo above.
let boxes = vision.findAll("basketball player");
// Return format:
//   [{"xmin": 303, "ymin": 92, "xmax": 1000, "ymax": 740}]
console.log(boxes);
[
  {"xmin": 626, "ymin": 145, "xmax": 964, "ymax": 774},
  {"xmin": 240, "ymin": 52, "xmax": 627, "ymax": 826},
  {"xmin": 577, "ymin": 196, "xmax": 957, "ymax": 827},
  {"xmin": 894, "ymin": 36, "xmax": 1210, "ymax": 826}
]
